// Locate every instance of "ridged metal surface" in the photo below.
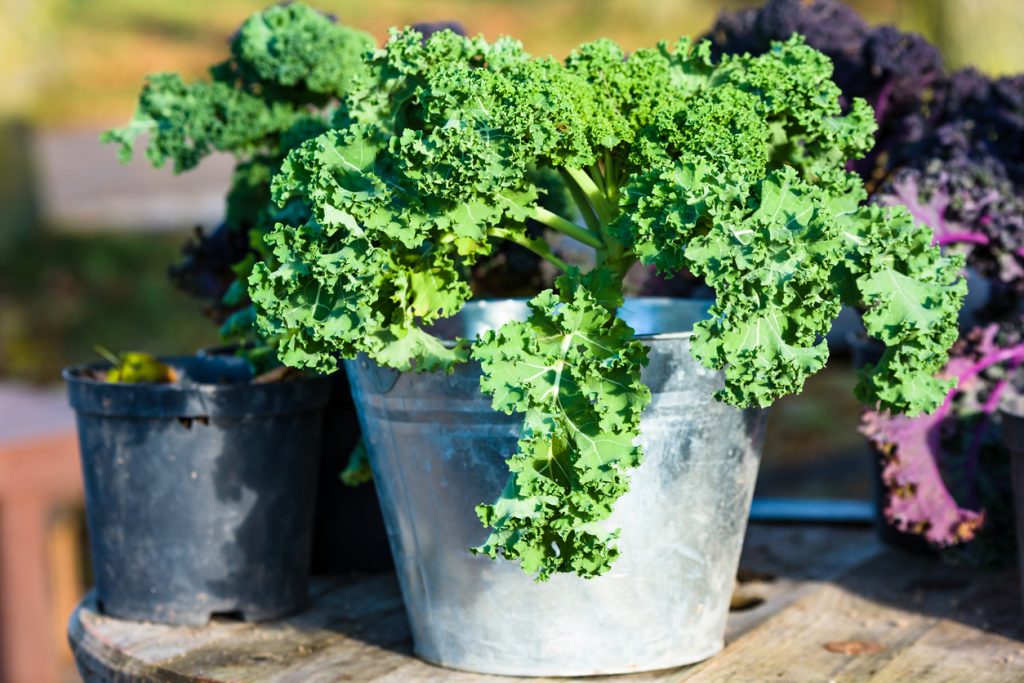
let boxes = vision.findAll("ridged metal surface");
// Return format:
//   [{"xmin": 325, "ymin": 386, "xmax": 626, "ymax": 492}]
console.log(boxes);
[{"xmin": 346, "ymin": 299, "xmax": 767, "ymax": 676}]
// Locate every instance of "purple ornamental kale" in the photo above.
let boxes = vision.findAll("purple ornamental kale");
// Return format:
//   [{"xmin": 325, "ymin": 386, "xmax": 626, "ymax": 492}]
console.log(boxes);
[
  {"xmin": 875, "ymin": 160, "xmax": 1024, "ymax": 293},
  {"xmin": 862, "ymin": 322, "xmax": 1024, "ymax": 547},
  {"xmin": 874, "ymin": 72, "xmax": 1024, "ymax": 314},
  {"xmin": 411, "ymin": 21, "xmax": 467, "ymax": 39},
  {"xmin": 894, "ymin": 70, "xmax": 1024, "ymax": 185},
  {"xmin": 169, "ymin": 224, "xmax": 252, "ymax": 320},
  {"xmin": 705, "ymin": 0, "xmax": 869, "ymax": 78}
]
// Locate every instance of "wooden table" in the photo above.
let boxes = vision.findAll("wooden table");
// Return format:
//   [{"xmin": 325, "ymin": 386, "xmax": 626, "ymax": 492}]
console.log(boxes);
[{"xmin": 68, "ymin": 523, "xmax": 1024, "ymax": 682}]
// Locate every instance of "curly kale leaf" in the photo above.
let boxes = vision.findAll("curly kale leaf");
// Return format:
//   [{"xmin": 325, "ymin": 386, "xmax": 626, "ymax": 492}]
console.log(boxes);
[
  {"xmin": 835, "ymin": 198, "xmax": 967, "ymax": 415},
  {"xmin": 103, "ymin": 3, "xmax": 386, "ymax": 364},
  {"xmin": 249, "ymin": 29, "xmax": 634, "ymax": 375},
  {"xmin": 225, "ymin": 2, "xmax": 374, "ymax": 100},
  {"xmin": 337, "ymin": 28, "xmax": 524, "ymax": 133},
  {"xmin": 861, "ymin": 322, "xmax": 1024, "ymax": 548},
  {"xmin": 472, "ymin": 271, "xmax": 650, "ymax": 580},
  {"xmin": 685, "ymin": 168, "xmax": 844, "ymax": 407},
  {"xmin": 608, "ymin": 38, "xmax": 960, "ymax": 413},
  {"xmin": 877, "ymin": 161, "xmax": 1024, "ymax": 294},
  {"xmin": 861, "ymin": 402, "xmax": 984, "ymax": 546},
  {"xmin": 248, "ymin": 124, "xmax": 489, "ymax": 373},
  {"xmin": 101, "ymin": 73, "xmax": 311, "ymax": 173},
  {"xmin": 104, "ymin": 4, "xmax": 374, "ymax": 173},
  {"xmin": 706, "ymin": 0, "xmax": 944, "ymax": 181}
]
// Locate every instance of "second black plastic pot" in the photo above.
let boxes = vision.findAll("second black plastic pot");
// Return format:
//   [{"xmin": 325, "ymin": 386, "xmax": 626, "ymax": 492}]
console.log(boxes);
[
  {"xmin": 1000, "ymin": 397, "xmax": 1024, "ymax": 610},
  {"xmin": 310, "ymin": 368, "xmax": 393, "ymax": 574},
  {"xmin": 65, "ymin": 355, "xmax": 331, "ymax": 625},
  {"xmin": 196, "ymin": 346, "xmax": 393, "ymax": 575}
]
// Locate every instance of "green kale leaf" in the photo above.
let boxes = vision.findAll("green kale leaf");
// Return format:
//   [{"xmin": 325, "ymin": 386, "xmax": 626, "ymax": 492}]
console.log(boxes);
[{"xmin": 472, "ymin": 270, "xmax": 650, "ymax": 579}]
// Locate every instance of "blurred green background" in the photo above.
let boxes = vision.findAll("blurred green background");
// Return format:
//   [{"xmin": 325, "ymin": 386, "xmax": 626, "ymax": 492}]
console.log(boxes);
[{"xmin": 9, "ymin": 0, "xmax": 1024, "ymax": 128}]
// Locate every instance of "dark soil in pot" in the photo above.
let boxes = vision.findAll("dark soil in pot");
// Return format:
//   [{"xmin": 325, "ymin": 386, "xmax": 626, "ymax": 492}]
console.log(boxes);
[{"xmin": 64, "ymin": 355, "xmax": 330, "ymax": 625}]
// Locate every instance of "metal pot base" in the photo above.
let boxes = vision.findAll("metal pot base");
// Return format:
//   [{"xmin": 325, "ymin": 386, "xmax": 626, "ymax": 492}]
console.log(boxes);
[{"xmin": 413, "ymin": 641, "xmax": 725, "ymax": 677}]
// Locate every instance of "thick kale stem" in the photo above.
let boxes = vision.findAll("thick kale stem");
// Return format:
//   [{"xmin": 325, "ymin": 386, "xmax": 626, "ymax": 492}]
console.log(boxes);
[
  {"xmin": 603, "ymin": 150, "xmax": 618, "ymax": 202},
  {"xmin": 597, "ymin": 251, "xmax": 637, "ymax": 281},
  {"xmin": 563, "ymin": 167, "xmax": 614, "ymax": 225},
  {"xmin": 588, "ymin": 163, "xmax": 606, "ymax": 196},
  {"xmin": 489, "ymin": 227, "xmax": 571, "ymax": 271},
  {"xmin": 557, "ymin": 168, "xmax": 603, "ymax": 235},
  {"xmin": 530, "ymin": 205, "xmax": 604, "ymax": 249}
]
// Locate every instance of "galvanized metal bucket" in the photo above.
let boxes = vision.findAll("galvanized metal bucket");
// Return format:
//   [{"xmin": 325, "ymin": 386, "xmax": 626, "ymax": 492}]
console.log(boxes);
[{"xmin": 345, "ymin": 298, "xmax": 768, "ymax": 676}]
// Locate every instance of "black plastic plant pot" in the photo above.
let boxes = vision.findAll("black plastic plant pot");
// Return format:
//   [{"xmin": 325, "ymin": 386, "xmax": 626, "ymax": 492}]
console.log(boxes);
[
  {"xmin": 63, "ymin": 355, "xmax": 331, "ymax": 625},
  {"xmin": 1000, "ymin": 397, "xmax": 1024, "ymax": 610},
  {"xmin": 311, "ymin": 369, "xmax": 393, "ymax": 575},
  {"xmin": 196, "ymin": 346, "xmax": 393, "ymax": 575}
]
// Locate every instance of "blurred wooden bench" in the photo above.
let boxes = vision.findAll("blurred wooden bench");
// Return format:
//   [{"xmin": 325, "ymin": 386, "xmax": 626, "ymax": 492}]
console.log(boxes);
[{"xmin": 0, "ymin": 387, "xmax": 85, "ymax": 683}]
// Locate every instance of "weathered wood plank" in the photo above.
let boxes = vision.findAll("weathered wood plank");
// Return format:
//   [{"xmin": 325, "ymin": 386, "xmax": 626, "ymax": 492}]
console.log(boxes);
[
  {"xmin": 725, "ymin": 524, "xmax": 883, "ymax": 641},
  {"xmin": 868, "ymin": 619, "xmax": 1024, "ymax": 682},
  {"xmin": 69, "ymin": 525, "xmax": 879, "ymax": 682},
  {"xmin": 669, "ymin": 550, "xmax": 1024, "ymax": 683},
  {"xmin": 866, "ymin": 565, "xmax": 1022, "ymax": 682},
  {"xmin": 70, "ymin": 525, "xmax": 1023, "ymax": 683},
  {"xmin": 72, "ymin": 574, "xmax": 405, "ymax": 682}
]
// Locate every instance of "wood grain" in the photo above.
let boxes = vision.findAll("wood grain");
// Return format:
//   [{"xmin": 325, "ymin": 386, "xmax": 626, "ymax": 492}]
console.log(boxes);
[{"xmin": 67, "ymin": 524, "xmax": 1024, "ymax": 683}]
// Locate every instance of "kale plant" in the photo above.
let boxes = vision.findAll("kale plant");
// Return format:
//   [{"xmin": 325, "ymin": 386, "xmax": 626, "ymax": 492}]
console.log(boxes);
[
  {"xmin": 863, "ymin": 321, "xmax": 1023, "ymax": 542},
  {"xmin": 866, "ymin": 76, "xmax": 1024, "ymax": 551},
  {"xmin": 711, "ymin": 0, "xmax": 1024, "ymax": 556},
  {"xmin": 103, "ymin": 3, "xmax": 375, "ymax": 343},
  {"xmin": 249, "ymin": 29, "xmax": 965, "ymax": 579},
  {"xmin": 104, "ymin": 2, "xmax": 715, "ymax": 353},
  {"xmin": 102, "ymin": 5, "xmax": 489, "ymax": 344}
]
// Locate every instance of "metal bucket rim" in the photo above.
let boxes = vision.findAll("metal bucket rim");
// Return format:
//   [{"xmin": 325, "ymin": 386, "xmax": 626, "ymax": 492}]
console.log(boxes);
[{"xmin": 434, "ymin": 296, "xmax": 712, "ymax": 345}]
